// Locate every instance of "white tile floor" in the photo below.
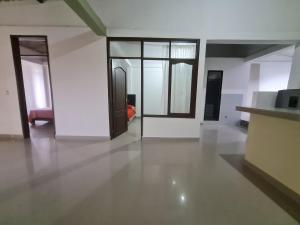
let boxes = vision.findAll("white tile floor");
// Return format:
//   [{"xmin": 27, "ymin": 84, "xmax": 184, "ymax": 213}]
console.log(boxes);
[{"xmin": 0, "ymin": 123, "xmax": 297, "ymax": 225}]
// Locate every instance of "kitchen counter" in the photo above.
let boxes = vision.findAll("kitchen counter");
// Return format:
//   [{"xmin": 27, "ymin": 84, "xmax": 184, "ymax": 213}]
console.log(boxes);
[
  {"xmin": 236, "ymin": 106, "xmax": 300, "ymax": 198},
  {"xmin": 236, "ymin": 106, "xmax": 300, "ymax": 121}
]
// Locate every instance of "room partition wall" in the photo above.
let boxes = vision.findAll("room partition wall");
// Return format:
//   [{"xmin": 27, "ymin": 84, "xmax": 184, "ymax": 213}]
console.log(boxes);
[{"xmin": 107, "ymin": 37, "xmax": 200, "ymax": 138}]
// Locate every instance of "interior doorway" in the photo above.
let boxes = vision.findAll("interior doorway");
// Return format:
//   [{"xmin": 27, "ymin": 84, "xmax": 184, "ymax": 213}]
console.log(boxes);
[
  {"xmin": 11, "ymin": 35, "xmax": 55, "ymax": 139},
  {"xmin": 204, "ymin": 70, "xmax": 223, "ymax": 121},
  {"xmin": 109, "ymin": 58, "xmax": 142, "ymax": 139}
]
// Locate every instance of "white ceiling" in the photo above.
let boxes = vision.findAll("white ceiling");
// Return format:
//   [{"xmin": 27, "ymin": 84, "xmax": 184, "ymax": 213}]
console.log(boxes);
[
  {"xmin": 87, "ymin": 0, "xmax": 300, "ymax": 34},
  {"xmin": 1, "ymin": 0, "xmax": 300, "ymax": 38},
  {"xmin": 0, "ymin": 0, "xmax": 85, "ymax": 27},
  {"xmin": 254, "ymin": 46, "xmax": 295, "ymax": 63}
]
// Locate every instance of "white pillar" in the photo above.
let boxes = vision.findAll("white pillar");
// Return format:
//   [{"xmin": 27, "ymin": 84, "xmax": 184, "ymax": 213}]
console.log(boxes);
[
  {"xmin": 241, "ymin": 63, "xmax": 260, "ymax": 121},
  {"xmin": 287, "ymin": 44, "xmax": 300, "ymax": 89}
]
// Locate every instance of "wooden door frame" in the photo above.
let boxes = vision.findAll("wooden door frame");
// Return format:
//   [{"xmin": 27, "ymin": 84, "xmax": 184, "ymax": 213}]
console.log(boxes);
[{"xmin": 10, "ymin": 35, "xmax": 56, "ymax": 138}]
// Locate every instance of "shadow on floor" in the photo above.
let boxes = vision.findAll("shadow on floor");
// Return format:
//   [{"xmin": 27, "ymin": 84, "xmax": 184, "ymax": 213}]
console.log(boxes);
[{"xmin": 220, "ymin": 154, "xmax": 300, "ymax": 223}]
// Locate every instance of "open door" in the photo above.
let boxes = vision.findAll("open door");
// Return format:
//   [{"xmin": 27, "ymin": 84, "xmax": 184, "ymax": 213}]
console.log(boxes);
[
  {"xmin": 111, "ymin": 66, "xmax": 128, "ymax": 138},
  {"xmin": 11, "ymin": 36, "xmax": 30, "ymax": 138},
  {"xmin": 11, "ymin": 35, "xmax": 56, "ymax": 139}
]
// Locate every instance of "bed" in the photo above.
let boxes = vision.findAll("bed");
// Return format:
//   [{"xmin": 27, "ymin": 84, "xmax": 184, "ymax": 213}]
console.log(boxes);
[
  {"xmin": 28, "ymin": 108, "xmax": 54, "ymax": 125},
  {"xmin": 127, "ymin": 94, "xmax": 136, "ymax": 121}
]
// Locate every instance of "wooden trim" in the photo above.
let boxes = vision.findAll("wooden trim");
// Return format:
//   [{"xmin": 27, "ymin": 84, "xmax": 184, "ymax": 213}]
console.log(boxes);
[
  {"xmin": 19, "ymin": 54, "xmax": 49, "ymax": 57},
  {"xmin": 109, "ymin": 56, "xmax": 141, "ymax": 60},
  {"xmin": 10, "ymin": 35, "xmax": 56, "ymax": 139},
  {"xmin": 106, "ymin": 39, "xmax": 113, "ymax": 139},
  {"xmin": 108, "ymin": 37, "xmax": 199, "ymax": 42},
  {"xmin": 11, "ymin": 36, "xmax": 30, "ymax": 138},
  {"xmin": 141, "ymin": 40, "xmax": 144, "ymax": 137},
  {"xmin": 144, "ymin": 114, "xmax": 195, "ymax": 118},
  {"xmin": 142, "ymin": 57, "xmax": 169, "ymax": 61}
]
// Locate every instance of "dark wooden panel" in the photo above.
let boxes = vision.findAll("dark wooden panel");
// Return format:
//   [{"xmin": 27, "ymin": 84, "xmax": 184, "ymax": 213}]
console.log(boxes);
[
  {"xmin": 11, "ymin": 36, "xmax": 30, "ymax": 138},
  {"xmin": 112, "ymin": 67, "xmax": 128, "ymax": 138}
]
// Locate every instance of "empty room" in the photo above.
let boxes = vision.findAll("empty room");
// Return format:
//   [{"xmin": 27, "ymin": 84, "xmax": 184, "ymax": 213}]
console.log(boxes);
[{"xmin": 0, "ymin": 0, "xmax": 299, "ymax": 225}]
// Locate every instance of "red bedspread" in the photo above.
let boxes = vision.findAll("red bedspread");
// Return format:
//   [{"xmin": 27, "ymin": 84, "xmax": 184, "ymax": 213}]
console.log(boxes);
[
  {"xmin": 128, "ymin": 105, "xmax": 136, "ymax": 121},
  {"xmin": 28, "ymin": 108, "xmax": 54, "ymax": 124}
]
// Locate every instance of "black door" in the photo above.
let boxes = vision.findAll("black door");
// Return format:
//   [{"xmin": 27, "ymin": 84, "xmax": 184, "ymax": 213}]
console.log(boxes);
[
  {"xmin": 111, "ymin": 66, "xmax": 128, "ymax": 138},
  {"xmin": 204, "ymin": 70, "xmax": 223, "ymax": 121}
]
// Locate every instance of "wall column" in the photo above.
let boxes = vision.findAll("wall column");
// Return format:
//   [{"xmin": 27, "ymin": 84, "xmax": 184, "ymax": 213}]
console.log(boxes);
[{"xmin": 287, "ymin": 44, "xmax": 300, "ymax": 89}]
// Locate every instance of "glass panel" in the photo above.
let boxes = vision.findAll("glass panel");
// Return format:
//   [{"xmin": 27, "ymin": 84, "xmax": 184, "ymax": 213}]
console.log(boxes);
[
  {"xmin": 144, "ymin": 60, "xmax": 169, "ymax": 115},
  {"xmin": 170, "ymin": 63, "xmax": 193, "ymax": 113},
  {"xmin": 19, "ymin": 37, "xmax": 48, "ymax": 56},
  {"xmin": 171, "ymin": 42, "xmax": 196, "ymax": 59},
  {"xmin": 110, "ymin": 41, "xmax": 141, "ymax": 57},
  {"xmin": 144, "ymin": 42, "xmax": 169, "ymax": 58}
]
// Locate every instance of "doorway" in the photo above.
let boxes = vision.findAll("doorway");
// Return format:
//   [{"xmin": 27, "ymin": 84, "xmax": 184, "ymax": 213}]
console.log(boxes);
[
  {"xmin": 109, "ymin": 58, "xmax": 142, "ymax": 139},
  {"xmin": 204, "ymin": 70, "xmax": 223, "ymax": 121},
  {"xmin": 11, "ymin": 35, "xmax": 55, "ymax": 139}
]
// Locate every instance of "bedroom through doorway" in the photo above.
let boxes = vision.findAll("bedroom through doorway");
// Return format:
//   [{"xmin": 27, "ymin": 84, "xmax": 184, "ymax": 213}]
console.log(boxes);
[
  {"xmin": 11, "ymin": 36, "xmax": 55, "ymax": 139},
  {"xmin": 110, "ymin": 58, "xmax": 141, "ymax": 139}
]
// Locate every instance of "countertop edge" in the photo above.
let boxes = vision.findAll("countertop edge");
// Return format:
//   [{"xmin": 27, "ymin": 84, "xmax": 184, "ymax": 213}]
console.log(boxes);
[{"xmin": 236, "ymin": 106, "xmax": 300, "ymax": 122}]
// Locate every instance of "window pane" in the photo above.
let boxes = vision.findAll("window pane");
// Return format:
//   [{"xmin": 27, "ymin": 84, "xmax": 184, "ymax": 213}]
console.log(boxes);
[
  {"xmin": 144, "ymin": 42, "xmax": 169, "ymax": 58},
  {"xmin": 171, "ymin": 63, "xmax": 193, "ymax": 113},
  {"xmin": 144, "ymin": 60, "xmax": 169, "ymax": 115},
  {"xmin": 110, "ymin": 41, "xmax": 141, "ymax": 57},
  {"xmin": 171, "ymin": 42, "xmax": 196, "ymax": 59}
]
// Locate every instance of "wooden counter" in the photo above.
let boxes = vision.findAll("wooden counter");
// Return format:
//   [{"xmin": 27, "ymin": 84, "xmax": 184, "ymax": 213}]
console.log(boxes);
[{"xmin": 237, "ymin": 106, "xmax": 300, "ymax": 199}]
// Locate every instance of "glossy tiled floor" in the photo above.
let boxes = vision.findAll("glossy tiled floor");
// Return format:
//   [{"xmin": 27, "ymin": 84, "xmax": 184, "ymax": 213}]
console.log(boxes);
[{"xmin": 0, "ymin": 124, "xmax": 298, "ymax": 225}]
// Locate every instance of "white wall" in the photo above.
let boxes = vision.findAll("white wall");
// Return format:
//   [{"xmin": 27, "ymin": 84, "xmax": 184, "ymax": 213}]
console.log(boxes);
[
  {"xmin": 22, "ymin": 59, "xmax": 50, "ymax": 114},
  {"xmin": 0, "ymin": 27, "xmax": 110, "ymax": 137},
  {"xmin": 204, "ymin": 58, "xmax": 251, "ymax": 122},
  {"xmin": 2, "ymin": 0, "xmax": 300, "ymax": 138},
  {"xmin": 288, "ymin": 45, "xmax": 300, "ymax": 89},
  {"xmin": 259, "ymin": 62, "xmax": 291, "ymax": 91},
  {"xmin": 204, "ymin": 58, "xmax": 292, "ymax": 122},
  {"xmin": 204, "ymin": 58, "xmax": 250, "ymax": 96},
  {"xmin": 252, "ymin": 91, "xmax": 277, "ymax": 108}
]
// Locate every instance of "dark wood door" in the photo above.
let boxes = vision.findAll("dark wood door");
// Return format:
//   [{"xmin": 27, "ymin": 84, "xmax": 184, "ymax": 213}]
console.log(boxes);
[
  {"xmin": 112, "ymin": 66, "xmax": 128, "ymax": 138},
  {"xmin": 204, "ymin": 70, "xmax": 223, "ymax": 121},
  {"xmin": 11, "ymin": 36, "xmax": 30, "ymax": 138}
]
